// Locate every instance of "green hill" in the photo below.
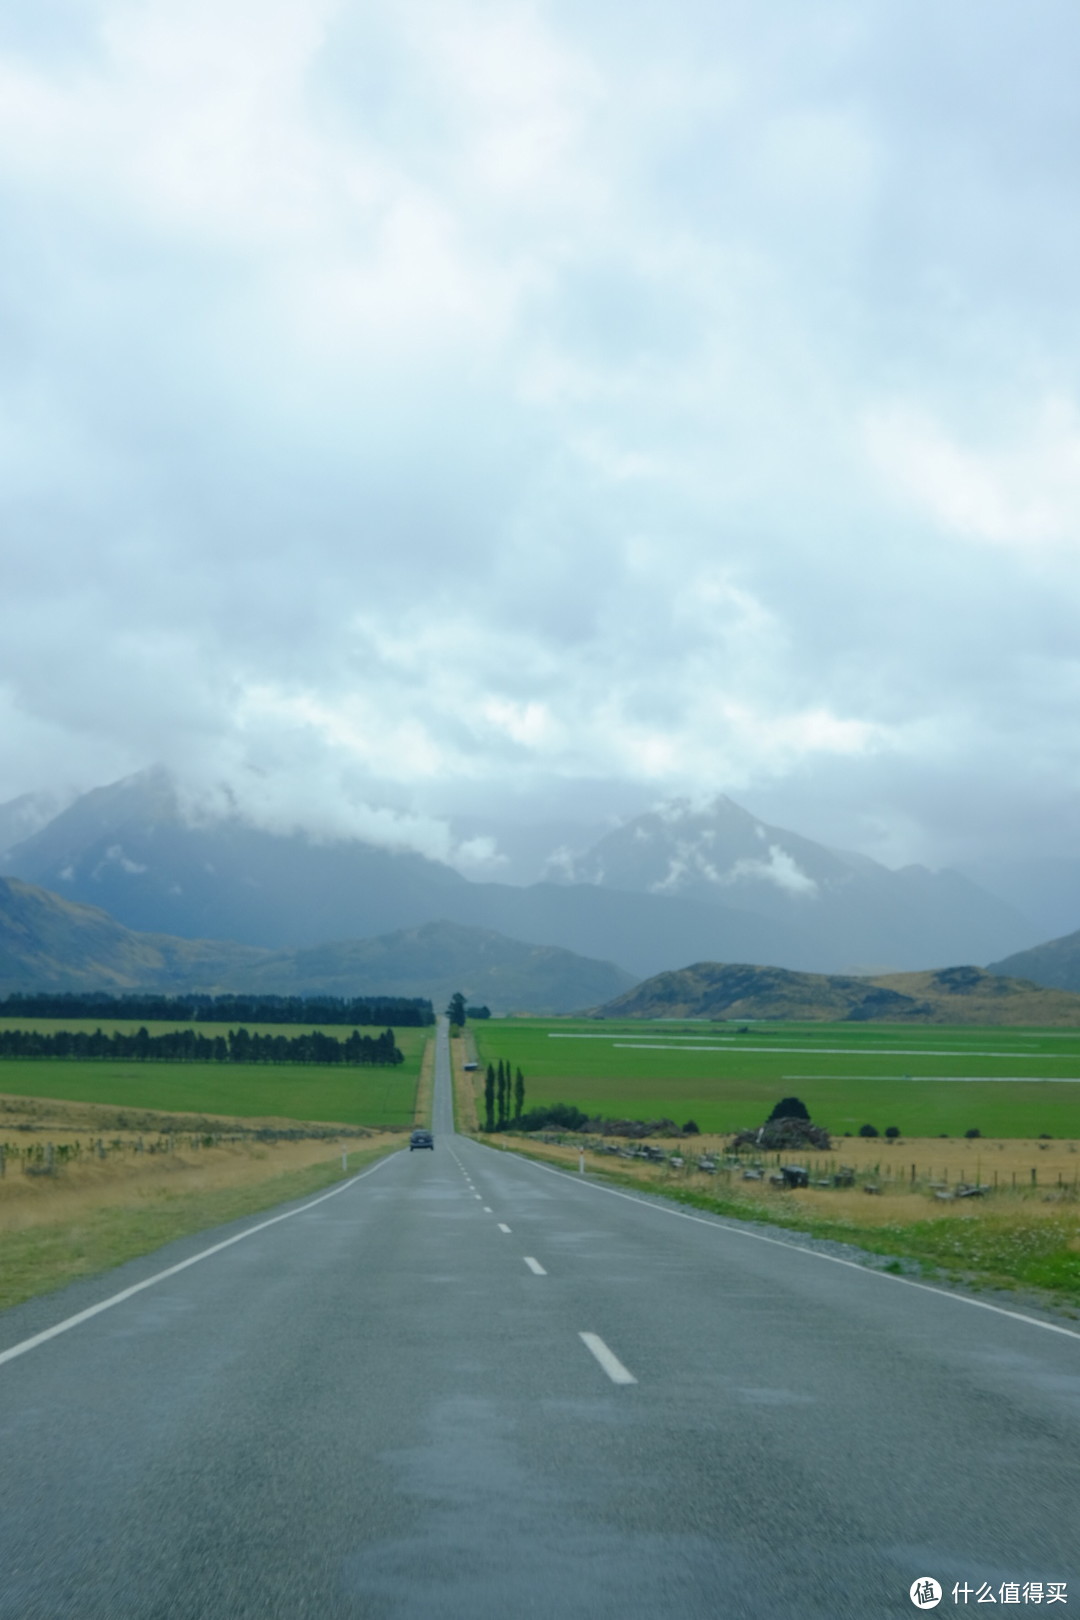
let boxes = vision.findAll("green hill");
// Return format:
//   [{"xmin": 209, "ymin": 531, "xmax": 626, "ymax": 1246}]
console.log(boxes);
[
  {"xmin": 0, "ymin": 878, "xmax": 633, "ymax": 1014},
  {"xmin": 226, "ymin": 920, "xmax": 635, "ymax": 1015},
  {"xmin": 0, "ymin": 876, "xmax": 265, "ymax": 992},
  {"xmin": 593, "ymin": 960, "xmax": 1080, "ymax": 1025}
]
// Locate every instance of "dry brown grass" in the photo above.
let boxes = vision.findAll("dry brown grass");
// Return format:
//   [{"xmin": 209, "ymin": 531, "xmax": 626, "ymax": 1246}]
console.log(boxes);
[
  {"xmin": 0, "ymin": 1089, "xmax": 403, "ymax": 1311},
  {"xmin": 478, "ymin": 1130, "xmax": 1080, "ymax": 1227},
  {"xmin": 413, "ymin": 1037, "xmax": 435, "ymax": 1125},
  {"xmin": 0, "ymin": 1090, "xmax": 386, "ymax": 1237},
  {"xmin": 452, "ymin": 1034, "xmax": 479, "ymax": 1132}
]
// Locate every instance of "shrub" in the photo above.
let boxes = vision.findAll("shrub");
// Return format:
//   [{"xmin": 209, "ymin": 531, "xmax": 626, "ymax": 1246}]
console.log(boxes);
[
  {"xmin": 767, "ymin": 1096, "xmax": 810, "ymax": 1122},
  {"xmin": 885, "ymin": 1126, "xmax": 900, "ymax": 1140},
  {"xmin": 514, "ymin": 1102, "xmax": 588, "ymax": 1133},
  {"xmin": 682, "ymin": 1119, "xmax": 700, "ymax": 1135},
  {"xmin": 964, "ymin": 1127, "xmax": 981, "ymax": 1139},
  {"xmin": 858, "ymin": 1123, "xmax": 880, "ymax": 1138}
]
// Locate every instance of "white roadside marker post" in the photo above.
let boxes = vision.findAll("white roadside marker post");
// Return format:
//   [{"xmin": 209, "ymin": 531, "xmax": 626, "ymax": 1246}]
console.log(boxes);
[
  {"xmin": 579, "ymin": 1147, "xmax": 585, "ymax": 1175},
  {"xmin": 342, "ymin": 1151, "xmax": 347, "ymax": 1172}
]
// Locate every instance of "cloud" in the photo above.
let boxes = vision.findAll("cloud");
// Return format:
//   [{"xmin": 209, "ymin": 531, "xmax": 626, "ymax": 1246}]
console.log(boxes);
[
  {"xmin": 865, "ymin": 397, "xmax": 1080, "ymax": 550},
  {"xmin": 724, "ymin": 846, "xmax": 819, "ymax": 899},
  {"xmin": 0, "ymin": 0, "xmax": 1079, "ymax": 869}
]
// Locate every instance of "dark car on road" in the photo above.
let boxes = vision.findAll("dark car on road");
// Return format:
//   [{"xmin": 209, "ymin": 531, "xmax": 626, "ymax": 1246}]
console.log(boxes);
[{"xmin": 410, "ymin": 1129, "xmax": 434, "ymax": 1150}]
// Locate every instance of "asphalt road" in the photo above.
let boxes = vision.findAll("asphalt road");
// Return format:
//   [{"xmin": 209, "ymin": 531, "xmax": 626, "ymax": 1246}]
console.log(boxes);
[{"xmin": 0, "ymin": 1023, "xmax": 1077, "ymax": 1619}]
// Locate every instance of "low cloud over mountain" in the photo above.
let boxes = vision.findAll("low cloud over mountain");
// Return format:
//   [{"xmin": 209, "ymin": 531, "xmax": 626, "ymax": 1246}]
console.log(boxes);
[{"xmin": 2, "ymin": 773, "xmax": 1038, "ymax": 978}]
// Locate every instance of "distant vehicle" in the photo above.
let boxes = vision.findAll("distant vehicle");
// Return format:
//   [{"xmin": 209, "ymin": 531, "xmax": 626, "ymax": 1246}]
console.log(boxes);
[
  {"xmin": 410, "ymin": 1129, "xmax": 434, "ymax": 1150},
  {"xmin": 463, "ymin": 1061, "xmax": 478, "ymax": 1071}
]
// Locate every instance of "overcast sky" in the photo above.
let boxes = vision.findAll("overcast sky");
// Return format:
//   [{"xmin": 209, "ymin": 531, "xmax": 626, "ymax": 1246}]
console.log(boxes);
[{"xmin": 2, "ymin": 0, "xmax": 1079, "ymax": 873}]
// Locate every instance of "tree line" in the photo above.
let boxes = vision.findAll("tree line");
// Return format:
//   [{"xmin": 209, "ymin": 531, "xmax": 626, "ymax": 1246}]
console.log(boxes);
[
  {"xmin": 0, "ymin": 1025, "xmax": 404, "ymax": 1067},
  {"xmin": 445, "ymin": 992, "xmax": 490, "ymax": 1027},
  {"xmin": 0, "ymin": 992, "xmax": 433, "ymax": 1026},
  {"xmin": 483, "ymin": 1059, "xmax": 526, "ymax": 1131}
]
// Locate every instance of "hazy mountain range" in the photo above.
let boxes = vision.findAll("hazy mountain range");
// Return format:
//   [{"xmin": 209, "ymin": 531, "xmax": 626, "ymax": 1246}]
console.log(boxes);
[
  {"xmin": 0, "ymin": 878, "xmax": 633, "ymax": 1016},
  {"xmin": 0, "ymin": 772, "xmax": 1044, "ymax": 979},
  {"xmin": 561, "ymin": 796, "xmax": 1034, "ymax": 971},
  {"xmin": 988, "ymin": 929, "xmax": 1080, "ymax": 995}
]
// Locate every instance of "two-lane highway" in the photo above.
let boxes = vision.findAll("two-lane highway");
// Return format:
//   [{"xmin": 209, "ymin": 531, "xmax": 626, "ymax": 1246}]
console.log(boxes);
[{"xmin": 0, "ymin": 1022, "xmax": 1076, "ymax": 1617}]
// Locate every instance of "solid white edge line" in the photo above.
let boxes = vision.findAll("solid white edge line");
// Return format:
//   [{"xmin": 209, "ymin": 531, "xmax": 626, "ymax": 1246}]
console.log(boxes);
[
  {"xmin": 475, "ymin": 1143, "xmax": 1080, "ymax": 1345},
  {"xmin": 580, "ymin": 1331, "xmax": 637, "ymax": 1384},
  {"xmin": 0, "ymin": 1153, "xmax": 399, "ymax": 1372},
  {"xmin": 524, "ymin": 1256, "xmax": 547, "ymax": 1275},
  {"xmin": 498, "ymin": 1223, "xmax": 511, "ymax": 1233}
]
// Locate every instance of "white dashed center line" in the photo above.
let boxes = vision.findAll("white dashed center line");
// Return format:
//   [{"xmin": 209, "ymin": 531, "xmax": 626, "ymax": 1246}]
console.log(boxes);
[
  {"xmin": 483, "ymin": 1206, "xmax": 493, "ymax": 1213},
  {"xmin": 523, "ymin": 1257, "xmax": 546, "ymax": 1275},
  {"xmin": 498, "ymin": 1223, "xmax": 511, "ymax": 1233},
  {"xmin": 579, "ymin": 1332, "xmax": 637, "ymax": 1386}
]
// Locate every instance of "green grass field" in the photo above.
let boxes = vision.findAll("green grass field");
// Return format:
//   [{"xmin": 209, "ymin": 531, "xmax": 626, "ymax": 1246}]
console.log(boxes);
[
  {"xmin": 0, "ymin": 1021, "xmax": 428, "ymax": 1127},
  {"xmin": 475, "ymin": 1019, "xmax": 1080, "ymax": 1138}
]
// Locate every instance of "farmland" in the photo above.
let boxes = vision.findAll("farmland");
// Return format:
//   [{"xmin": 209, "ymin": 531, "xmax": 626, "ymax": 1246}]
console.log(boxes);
[
  {"xmin": 0, "ymin": 1018, "xmax": 429, "ymax": 1128},
  {"xmin": 473, "ymin": 1019, "xmax": 1080, "ymax": 1139}
]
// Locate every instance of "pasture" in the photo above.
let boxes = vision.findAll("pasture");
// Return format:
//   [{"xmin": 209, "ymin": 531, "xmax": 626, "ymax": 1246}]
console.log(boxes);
[
  {"xmin": 474, "ymin": 1019, "xmax": 1080, "ymax": 1139},
  {"xmin": 0, "ymin": 1091, "xmax": 395, "ymax": 1310},
  {"xmin": 0, "ymin": 1019, "xmax": 429, "ymax": 1128}
]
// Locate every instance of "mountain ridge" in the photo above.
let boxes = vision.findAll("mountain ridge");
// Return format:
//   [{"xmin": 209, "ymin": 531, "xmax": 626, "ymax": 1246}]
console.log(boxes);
[
  {"xmin": 0, "ymin": 876, "xmax": 634, "ymax": 1015},
  {"xmin": 593, "ymin": 959, "xmax": 1080, "ymax": 1025},
  {"xmin": 988, "ymin": 929, "xmax": 1080, "ymax": 994},
  {"xmin": 563, "ymin": 795, "xmax": 1033, "ymax": 969},
  {"xmin": 2, "ymin": 771, "xmax": 1039, "ymax": 976}
]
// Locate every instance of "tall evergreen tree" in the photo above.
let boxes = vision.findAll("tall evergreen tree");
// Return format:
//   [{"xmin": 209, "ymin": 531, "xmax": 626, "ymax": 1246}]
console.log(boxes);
[
  {"xmin": 496, "ymin": 1060, "xmax": 507, "ymax": 1127},
  {"xmin": 446, "ymin": 991, "xmax": 467, "ymax": 1028},
  {"xmin": 484, "ymin": 1064, "xmax": 496, "ymax": 1132},
  {"xmin": 514, "ymin": 1067, "xmax": 525, "ymax": 1120}
]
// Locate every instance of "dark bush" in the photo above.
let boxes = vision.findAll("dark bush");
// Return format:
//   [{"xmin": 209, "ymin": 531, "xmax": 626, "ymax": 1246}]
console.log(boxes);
[
  {"xmin": 964, "ymin": 1127, "xmax": 981, "ymax": 1139},
  {"xmin": 858, "ymin": 1123, "xmax": 880, "ymax": 1138},
  {"xmin": 885, "ymin": 1126, "xmax": 900, "ymax": 1140},
  {"xmin": 682, "ymin": 1119, "xmax": 701, "ymax": 1135},
  {"xmin": 514, "ymin": 1102, "xmax": 588, "ymax": 1133},
  {"xmin": 767, "ymin": 1096, "xmax": 810, "ymax": 1122}
]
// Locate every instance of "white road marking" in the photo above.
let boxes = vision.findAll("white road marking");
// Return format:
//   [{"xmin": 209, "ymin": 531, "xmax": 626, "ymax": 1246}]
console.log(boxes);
[
  {"xmin": 502, "ymin": 1152, "xmax": 1080, "ymax": 1345},
  {"xmin": 483, "ymin": 1206, "xmax": 493, "ymax": 1213},
  {"xmin": 474, "ymin": 1194, "xmax": 482, "ymax": 1200},
  {"xmin": 580, "ymin": 1332, "xmax": 637, "ymax": 1385},
  {"xmin": 498, "ymin": 1223, "xmax": 511, "ymax": 1233},
  {"xmin": 524, "ymin": 1257, "xmax": 547, "ymax": 1275},
  {"xmin": 0, "ymin": 1153, "xmax": 399, "ymax": 1372}
]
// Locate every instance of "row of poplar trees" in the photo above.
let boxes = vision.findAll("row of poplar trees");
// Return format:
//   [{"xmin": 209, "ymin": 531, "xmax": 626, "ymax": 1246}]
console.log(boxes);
[{"xmin": 484, "ymin": 1059, "xmax": 525, "ymax": 1132}]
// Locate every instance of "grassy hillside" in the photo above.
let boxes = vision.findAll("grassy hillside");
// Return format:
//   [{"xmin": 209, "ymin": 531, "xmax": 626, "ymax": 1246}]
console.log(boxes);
[
  {"xmin": 225, "ymin": 919, "xmax": 636, "ymax": 1014},
  {"xmin": 0, "ymin": 876, "xmax": 266, "ymax": 992},
  {"xmin": 593, "ymin": 961, "xmax": 1080, "ymax": 1025},
  {"xmin": 0, "ymin": 878, "xmax": 632, "ymax": 1013}
]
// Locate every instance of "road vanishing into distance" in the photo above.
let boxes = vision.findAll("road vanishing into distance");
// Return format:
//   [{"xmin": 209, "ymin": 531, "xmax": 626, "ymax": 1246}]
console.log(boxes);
[{"xmin": 1, "ymin": 1024, "xmax": 1077, "ymax": 1619}]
